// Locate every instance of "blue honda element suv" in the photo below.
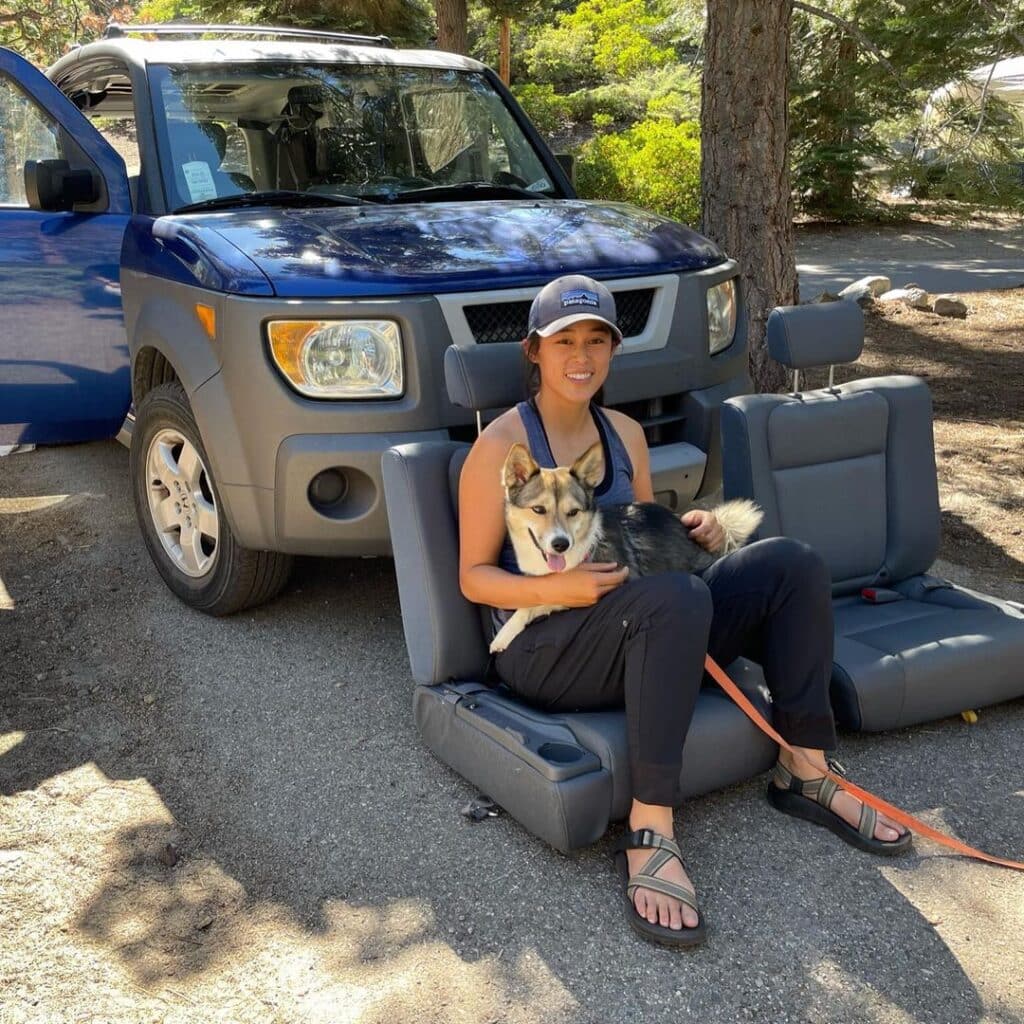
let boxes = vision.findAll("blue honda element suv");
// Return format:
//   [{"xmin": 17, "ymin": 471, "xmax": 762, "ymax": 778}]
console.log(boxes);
[{"xmin": 0, "ymin": 24, "xmax": 749, "ymax": 613}]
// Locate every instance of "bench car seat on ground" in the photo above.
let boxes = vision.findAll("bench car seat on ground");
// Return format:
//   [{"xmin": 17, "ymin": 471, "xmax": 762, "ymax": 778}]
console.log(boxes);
[
  {"xmin": 382, "ymin": 343, "xmax": 777, "ymax": 853},
  {"xmin": 722, "ymin": 302, "xmax": 1024, "ymax": 732}
]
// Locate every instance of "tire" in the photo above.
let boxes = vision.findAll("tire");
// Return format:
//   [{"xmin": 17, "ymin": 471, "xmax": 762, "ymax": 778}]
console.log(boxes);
[{"xmin": 130, "ymin": 381, "xmax": 292, "ymax": 615}]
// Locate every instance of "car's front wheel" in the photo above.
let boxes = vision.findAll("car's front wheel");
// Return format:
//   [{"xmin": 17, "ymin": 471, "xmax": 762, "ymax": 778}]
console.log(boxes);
[{"xmin": 130, "ymin": 381, "xmax": 292, "ymax": 615}]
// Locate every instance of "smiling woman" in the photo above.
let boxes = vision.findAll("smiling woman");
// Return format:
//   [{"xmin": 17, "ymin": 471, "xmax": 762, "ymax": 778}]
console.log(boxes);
[{"xmin": 456, "ymin": 272, "xmax": 912, "ymax": 948}]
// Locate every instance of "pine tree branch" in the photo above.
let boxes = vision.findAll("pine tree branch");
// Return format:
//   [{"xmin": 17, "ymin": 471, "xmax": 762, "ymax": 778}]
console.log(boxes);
[
  {"xmin": 974, "ymin": 0, "xmax": 1024, "ymax": 54},
  {"xmin": 791, "ymin": 0, "xmax": 909, "ymax": 90}
]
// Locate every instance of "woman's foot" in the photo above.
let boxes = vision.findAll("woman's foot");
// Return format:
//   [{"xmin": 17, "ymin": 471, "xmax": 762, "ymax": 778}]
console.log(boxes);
[
  {"xmin": 625, "ymin": 799, "xmax": 700, "ymax": 932},
  {"xmin": 625, "ymin": 841, "xmax": 700, "ymax": 931},
  {"xmin": 775, "ymin": 747, "xmax": 910, "ymax": 844}
]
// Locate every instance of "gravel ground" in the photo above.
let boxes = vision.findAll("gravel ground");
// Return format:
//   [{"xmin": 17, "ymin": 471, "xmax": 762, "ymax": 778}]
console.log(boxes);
[{"xmin": 1, "ymin": 439, "xmax": 1022, "ymax": 1024}]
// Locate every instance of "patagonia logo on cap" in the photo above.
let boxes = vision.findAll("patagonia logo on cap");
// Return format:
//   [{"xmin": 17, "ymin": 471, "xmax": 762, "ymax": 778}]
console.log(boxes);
[{"xmin": 560, "ymin": 288, "xmax": 600, "ymax": 309}]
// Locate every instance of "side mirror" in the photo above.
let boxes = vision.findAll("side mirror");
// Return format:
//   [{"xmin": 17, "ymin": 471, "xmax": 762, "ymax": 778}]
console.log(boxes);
[
  {"xmin": 24, "ymin": 159, "xmax": 100, "ymax": 212},
  {"xmin": 555, "ymin": 153, "xmax": 576, "ymax": 188}
]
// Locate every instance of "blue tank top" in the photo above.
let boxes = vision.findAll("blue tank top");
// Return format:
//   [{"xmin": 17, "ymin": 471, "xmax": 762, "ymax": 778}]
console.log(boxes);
[{"xmin": 492, "ymin": 399, "xmax": 635, "ymax": 628}]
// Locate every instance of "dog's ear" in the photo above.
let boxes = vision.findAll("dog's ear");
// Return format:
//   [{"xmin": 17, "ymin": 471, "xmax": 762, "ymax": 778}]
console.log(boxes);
[
  {"xmin": 571, "ymin": 441, "xmax": 604, "ymax": 490},
  {"xmin": 503, "ymin": 443, "xmax": 540, "ymax": 491}
]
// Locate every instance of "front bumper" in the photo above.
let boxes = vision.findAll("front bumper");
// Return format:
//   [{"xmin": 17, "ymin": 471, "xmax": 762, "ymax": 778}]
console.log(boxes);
[{"xmin": 216, "ymin": 428, "xmax": 450, "ymax": 555}]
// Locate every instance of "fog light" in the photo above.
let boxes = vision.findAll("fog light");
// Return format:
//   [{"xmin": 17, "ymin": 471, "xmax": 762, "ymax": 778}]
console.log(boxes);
[{"xmin": 309, "ymin": 469, "xmax": 347, "ymax": 509}]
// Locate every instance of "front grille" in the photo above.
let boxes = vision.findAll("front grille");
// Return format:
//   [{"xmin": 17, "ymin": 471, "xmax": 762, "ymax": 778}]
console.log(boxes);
[
  {"xmin": 465, "ymin": 287, "xmax": 656, "ymax": 345},
  {"xmin": 607, "ymin": 393, "xmax": 686, "ymax": 448}
]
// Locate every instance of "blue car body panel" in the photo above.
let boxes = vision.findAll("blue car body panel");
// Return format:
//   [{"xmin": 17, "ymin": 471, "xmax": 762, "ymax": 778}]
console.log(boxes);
[
  {"xmin": 122, "ymin": 217, "xmax": 273, "ymax": 296},
  {"xmin": 178, "ymin": 199, "xmax": 725, "ymax": 297},
  {"xmin": 0, "ymin": 47, "xmax": 131, "ymax": 445},
  {"xmin": 0, "ymin": 209, "xmax": 131, "ymax": 444}
]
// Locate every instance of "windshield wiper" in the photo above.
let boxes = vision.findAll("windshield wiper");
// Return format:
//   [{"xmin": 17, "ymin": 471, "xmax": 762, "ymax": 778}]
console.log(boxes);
[
  {"xmin": 380, "ymin": 181, "xmax": 544, "ymax": 203},
  {"xmin": 174, "ymin": 189, "xmax": 367, "ymax": 214}
]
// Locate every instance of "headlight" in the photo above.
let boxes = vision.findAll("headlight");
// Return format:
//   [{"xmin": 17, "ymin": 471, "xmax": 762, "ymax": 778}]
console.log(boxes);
[
  {"xmin": 706, "ymin": 280, "xmax": 737, "ymax": 355},
  {"xmin": 267, "ymin": 320, "xmax": 404, "ymax": 398}
]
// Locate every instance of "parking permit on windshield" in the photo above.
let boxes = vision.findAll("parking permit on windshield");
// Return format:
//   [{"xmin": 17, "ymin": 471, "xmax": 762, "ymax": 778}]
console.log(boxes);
[{"xmin": 182, "ymin": 161, "xmax": 218, "ymax": 202}]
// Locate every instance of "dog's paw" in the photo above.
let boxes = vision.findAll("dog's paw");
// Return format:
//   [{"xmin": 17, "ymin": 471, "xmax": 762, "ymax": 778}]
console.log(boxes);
[{"xmin": 488, "ymin": 637, "xmax": 508, "ymax": 654}]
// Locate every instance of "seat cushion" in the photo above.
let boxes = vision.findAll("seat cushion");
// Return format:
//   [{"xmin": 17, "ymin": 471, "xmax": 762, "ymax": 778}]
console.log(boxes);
[
  {"xmin": 831, "ymin": 577, "xmax": 1024, "ymax": 731},
  {"xmin": 414, "ymin": 659, "xmax": 779, "ymax": 851}
]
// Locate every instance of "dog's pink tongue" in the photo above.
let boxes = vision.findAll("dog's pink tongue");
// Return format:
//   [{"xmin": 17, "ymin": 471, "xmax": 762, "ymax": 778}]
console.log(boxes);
[{"xmin": 546, "ymin": 553, "xmax": 567, "ymax": 572}]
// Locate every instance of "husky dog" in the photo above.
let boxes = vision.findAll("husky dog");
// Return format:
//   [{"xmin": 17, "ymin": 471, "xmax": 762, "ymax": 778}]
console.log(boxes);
[{"xmin": 490, "ymin": 441, "xmax": 763, "ymax": 653}]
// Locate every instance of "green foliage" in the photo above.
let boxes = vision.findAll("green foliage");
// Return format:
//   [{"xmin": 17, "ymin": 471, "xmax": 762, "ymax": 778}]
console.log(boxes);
[
  {"xmin": 576, "ymin": 118, "xmax": 701, "ymax": 226},
  {"xmin": 642, "ymin": 64, "xmax": 700, "ymax": 123},
  {"xmin": 889, "ymin": 92, "xmax": 1024, "ymax": 210},
  {"xmin": 523, "ymin": 0, "xmax": 684, "ymax": 86},
  {"xmin": 789, "ymin": 0, "xmax": 1024, "ymax": 221},
  {"xmin": 512, "ymin": 83, "xmax": 578, "ymax": 136},
  {"xmin": 137, "ymin": 0, "xmax": 432, "ymax": 44},
  {"xmin": 1, "ymin": 0, "xmax": 140, "ymax": 65}
]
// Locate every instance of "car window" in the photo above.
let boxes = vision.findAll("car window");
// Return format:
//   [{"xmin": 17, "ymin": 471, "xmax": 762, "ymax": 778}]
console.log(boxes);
[
  {"xmin": 0, "ymin": 75, "xmax": 62, "ymax": 207},
  {"xmin": 91, "ymin": 117, "xmax": 140, "ymax": 175},
  {"xmin": 149, "ymin": 63, "xmax": 557, "ymax": 209}
]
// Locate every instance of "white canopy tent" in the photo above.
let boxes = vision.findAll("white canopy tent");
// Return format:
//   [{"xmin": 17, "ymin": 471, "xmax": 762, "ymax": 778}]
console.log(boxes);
[{"xmin": 926, "ymin": 56, "xmax": 1024, "ymax": 115}]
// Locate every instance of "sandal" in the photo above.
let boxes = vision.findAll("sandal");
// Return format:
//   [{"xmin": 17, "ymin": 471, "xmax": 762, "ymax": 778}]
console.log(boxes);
[
  {"xmin": 614, "ymin": 828, "xmax": 706, "ymax": 947},
  {"xmin": 767, "ymin": 760, "xmax": 913, "ymax": 856}
]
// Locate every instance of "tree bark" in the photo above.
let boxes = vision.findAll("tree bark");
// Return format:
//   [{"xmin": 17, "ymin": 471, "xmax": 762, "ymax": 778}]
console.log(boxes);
[
  {"xmin": 435, "ymin": 0, "xmax": 468, "ymax": 55},
  {"xmin": 701, "ymin": 0, "xmax": 796, "ymax": 394},
  {"xmin": 499, "ymin": 17, "xmax": 511, "ymax": 85}
]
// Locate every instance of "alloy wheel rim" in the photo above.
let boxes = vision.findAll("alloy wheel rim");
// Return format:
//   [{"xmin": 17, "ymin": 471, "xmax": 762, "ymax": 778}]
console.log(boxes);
[{"xmin": 145, "ymin": 428, "xmax": 219, "ymax": 579}]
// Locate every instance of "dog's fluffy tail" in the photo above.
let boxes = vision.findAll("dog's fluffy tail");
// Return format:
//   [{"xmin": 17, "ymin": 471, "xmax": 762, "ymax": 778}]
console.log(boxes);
[{"xmin": 713, "ymin": 499, "xmax": 764, "ymax": 553}]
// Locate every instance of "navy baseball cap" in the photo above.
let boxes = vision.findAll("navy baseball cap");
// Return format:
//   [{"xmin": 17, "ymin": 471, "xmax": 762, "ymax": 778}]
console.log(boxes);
[{"xmin": 527, "ymin": 274, "xmax": 623, "ymax": 343}]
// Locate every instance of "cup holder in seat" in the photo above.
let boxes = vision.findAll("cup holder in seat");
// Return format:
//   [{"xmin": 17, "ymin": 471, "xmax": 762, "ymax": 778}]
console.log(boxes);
[{"xmin": 538, "ymin": 741, "xmax": 585, "ymax": 764}]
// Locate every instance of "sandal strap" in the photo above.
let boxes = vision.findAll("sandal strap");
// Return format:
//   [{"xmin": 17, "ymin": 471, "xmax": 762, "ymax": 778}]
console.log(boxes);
[
  {"xmin": 773, "ymin": 761, "xmax": 881, "ymax": 841},
  {"xmin": 619, "ymin": 831, "xmax": 699, "ymax": 913},
  {"xmin": 772, "ymin": 761, "xmax": 839, "ymax": 810},
  {"xmin": 858, "ymin": 803, "xmax": 878, "ymax": 840},
  {"xmin": 616, "ymin": 828, "xmax": 683, "ymax": 862},
  {"xmin": 626, "ymin": 872, "xmax": 700, "ymax": 913}
]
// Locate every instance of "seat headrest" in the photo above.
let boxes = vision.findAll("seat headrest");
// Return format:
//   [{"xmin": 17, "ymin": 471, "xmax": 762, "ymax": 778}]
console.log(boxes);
[
  {"xmin": 444, "ymin": 343, "xmax": 528, "ymax": 411},
  {"xmin": 198, "ymin": 121, "xmax": 227, "ymax": 162},
  {"xmin": 767, "ymin": 302, "xmax": 864, "ymax": 370}
]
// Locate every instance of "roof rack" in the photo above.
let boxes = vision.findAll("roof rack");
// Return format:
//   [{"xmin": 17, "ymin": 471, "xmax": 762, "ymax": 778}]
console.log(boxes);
[{"xmin": 101, "ymin": 22, "xmax": 395, "ymax": 48}]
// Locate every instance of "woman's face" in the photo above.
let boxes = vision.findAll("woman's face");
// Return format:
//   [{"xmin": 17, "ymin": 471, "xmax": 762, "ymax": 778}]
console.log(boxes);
[{"xmin": 528, "ymin": 319, "xmax": 616, "ymax": 404}]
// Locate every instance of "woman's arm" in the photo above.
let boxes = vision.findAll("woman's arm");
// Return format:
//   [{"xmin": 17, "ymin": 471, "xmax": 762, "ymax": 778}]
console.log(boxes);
[{"xmin": 458, "ymin": 426, "xmax": 628, "ymax": 609}]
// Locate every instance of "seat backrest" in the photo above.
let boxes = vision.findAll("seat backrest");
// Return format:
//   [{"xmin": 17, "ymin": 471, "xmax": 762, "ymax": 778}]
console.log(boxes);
[
  {"xmin": 382, "ymin": 344, "xmax": 527, "ymax": 685},
  {"xmin": 721, "ymin": 303, "xmax": 940, "ymax": 594},
  {"xmin": 383, "ymin": 441, "xmax": 488, "ymax": 685}
]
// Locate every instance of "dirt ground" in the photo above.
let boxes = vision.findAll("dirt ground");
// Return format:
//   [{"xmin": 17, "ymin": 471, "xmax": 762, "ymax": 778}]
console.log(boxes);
[{"xmin": 1, "ymin": 285, "xmax": 1023, "ymax": 1024}]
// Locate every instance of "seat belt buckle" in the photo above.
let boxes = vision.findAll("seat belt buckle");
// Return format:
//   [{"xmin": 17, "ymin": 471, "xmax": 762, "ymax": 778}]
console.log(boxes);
[{"xmin": 861, "ymin": 587, "xmax": 904, "ymax": 604}]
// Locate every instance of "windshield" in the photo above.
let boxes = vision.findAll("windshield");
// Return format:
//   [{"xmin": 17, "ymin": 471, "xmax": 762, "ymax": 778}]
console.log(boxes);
[{"xmin": 149, "ymin": 62, "xmax": 559, "ymax": 211}]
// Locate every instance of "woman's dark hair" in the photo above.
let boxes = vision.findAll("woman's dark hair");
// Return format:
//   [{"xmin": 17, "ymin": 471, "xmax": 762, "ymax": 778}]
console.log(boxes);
[{"xmin": 523, "ymin": 327, "xmax": 619, "ymax": 407}]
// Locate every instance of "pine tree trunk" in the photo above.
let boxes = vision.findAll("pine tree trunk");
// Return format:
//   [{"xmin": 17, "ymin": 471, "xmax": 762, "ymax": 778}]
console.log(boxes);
[
  {"xmin": 499, "ymin": 17, "xmax": 511, "ymax": 85},
  {"xmin": 435, "ymin": 0, "xmax": 468, "ymax": 55},
  {"xmin": 701, "ymin": 0, "xmax": 796, "ymax": 394}
]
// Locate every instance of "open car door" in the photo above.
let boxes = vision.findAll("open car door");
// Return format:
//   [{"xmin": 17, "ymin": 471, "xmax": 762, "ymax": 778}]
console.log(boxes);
[{"xmin": 0, "ymin": 47, "xmax": 131, "ymax": 445}]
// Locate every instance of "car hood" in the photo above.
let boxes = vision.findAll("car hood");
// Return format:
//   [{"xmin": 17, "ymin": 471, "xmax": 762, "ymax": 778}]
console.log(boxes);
[{"xmin": 177, "ymin": 199, "xmax": 725, "ymax": 297}]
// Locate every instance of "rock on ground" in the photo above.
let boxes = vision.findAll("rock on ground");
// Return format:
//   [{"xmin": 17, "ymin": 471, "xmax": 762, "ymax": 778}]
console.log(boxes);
[
  {"xmin": 934, "ymin": 294, "xmax": 969, "ymax": 318},
  {"xmin": 878, "ymin": 286, "xmax": 931, "ymax": 310}
]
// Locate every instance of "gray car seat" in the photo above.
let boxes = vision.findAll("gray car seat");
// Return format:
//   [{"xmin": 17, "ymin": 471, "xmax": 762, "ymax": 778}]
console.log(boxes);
[
  {"xmin": 722, "ymin": 302, "xmax": 1024, "ymax": 732},
  {"xmin": 382, "ymin": 342, "xmax": 778, "ymax": 853}
]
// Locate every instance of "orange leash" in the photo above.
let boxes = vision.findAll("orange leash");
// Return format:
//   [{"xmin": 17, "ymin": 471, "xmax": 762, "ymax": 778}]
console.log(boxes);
[{"xmin": 704, "ymin": 654, "xmax": 1024, "ymax": 871}]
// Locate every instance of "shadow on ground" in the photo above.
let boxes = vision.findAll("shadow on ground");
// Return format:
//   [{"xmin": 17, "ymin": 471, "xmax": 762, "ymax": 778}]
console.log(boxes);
[{"xmin": 2, "ymin": 429, "xmax": 1023, "ymax": 1021}]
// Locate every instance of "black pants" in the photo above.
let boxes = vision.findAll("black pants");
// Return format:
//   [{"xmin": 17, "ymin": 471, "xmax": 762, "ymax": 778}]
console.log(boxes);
[{"xmin": 494, "ymin": 537, "xmax": 837, "ymax": 807}]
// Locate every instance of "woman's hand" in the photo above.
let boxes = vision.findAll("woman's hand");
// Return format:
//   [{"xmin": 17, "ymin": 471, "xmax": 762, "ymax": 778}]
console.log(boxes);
[
  {"xmin": 681, "ymin": 509, "xmax": 725, "ymax": 553},
  {"xmin": 543, "ymin": 562, "xmax": 630, "ymax": 607}
]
